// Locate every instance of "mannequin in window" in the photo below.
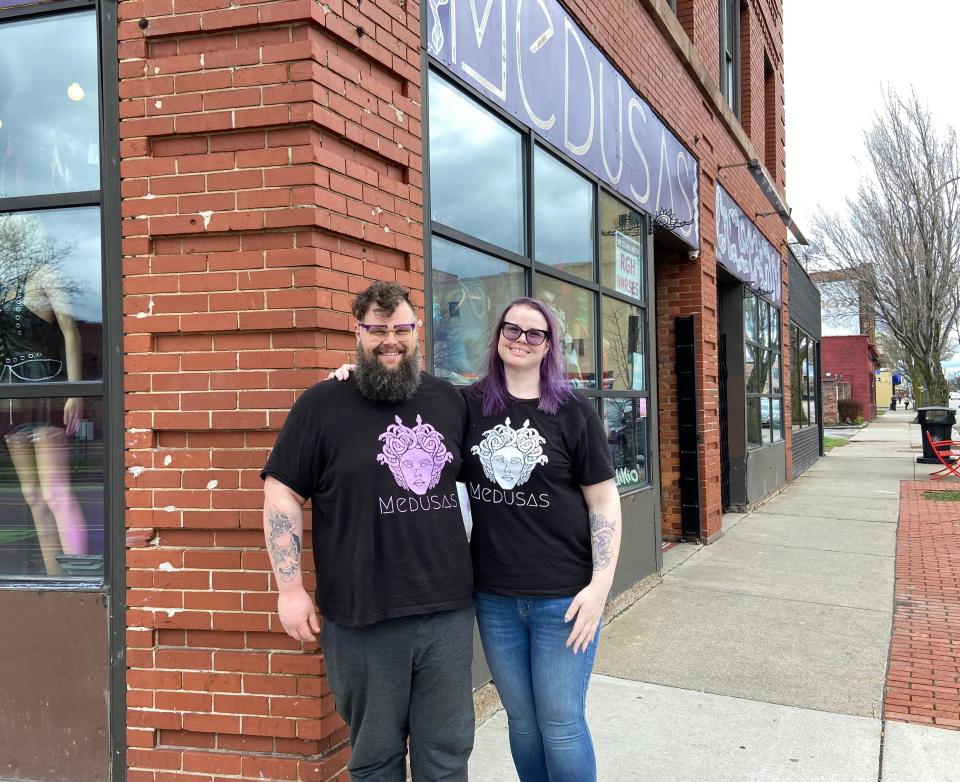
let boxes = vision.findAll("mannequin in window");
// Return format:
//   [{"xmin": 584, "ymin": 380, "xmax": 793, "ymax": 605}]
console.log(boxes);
[{"xmin": 0, "ymin": 219, "xmax": 87, "ymax": 576}]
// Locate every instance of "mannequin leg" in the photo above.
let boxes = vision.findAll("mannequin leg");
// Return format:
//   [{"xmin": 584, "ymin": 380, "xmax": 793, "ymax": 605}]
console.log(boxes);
[
  {"xmin": 5, "ymin": 430, "xmax": 63, "ymax": 575},
  {"xmin": 33, "ymin": 426, "xmax": 88, "ymax": 556}
]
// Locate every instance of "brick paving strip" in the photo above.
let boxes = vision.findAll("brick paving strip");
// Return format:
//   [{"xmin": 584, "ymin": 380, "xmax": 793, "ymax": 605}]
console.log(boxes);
[{"xmin": 885, "ymin": 481, "xmax": 960, "ymax": 729}]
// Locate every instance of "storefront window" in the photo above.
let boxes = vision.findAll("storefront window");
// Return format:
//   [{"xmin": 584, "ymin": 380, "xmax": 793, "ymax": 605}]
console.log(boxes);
[
  {"xmin": 536, "ymin": 273, "xmax": 596, "ymax": 388},
  {"xmin": 426, "ymin": 70, "xmax": 651, "ymax": 494},
  {"xmin": 599, "ymin": 194, "xmax": 644, "ymax": 298},
  {"xmin": 431, "ymin": 237, "xmax": 525, "ymax": 383},
  {"xmin": 534, "ymin": 147, "xmax": 594, "ymax": 281},
  {"xmin": 428, "ymin": 73, "xmax": 525, "ymax": 254},
  {"xmin": 745, "ymin": 292, "xmax": 782, "ymax": 447},
  {"xmin": 0, "ymin": 396, "xmax": 104, "ymax": 578},
  {"xmin": 743, "ymin": 289, "xmax": 758, "ymax": 343},
  {"xmin": 791, "ymin": 326, "xmax": 819, "ymax": 430},
  {"xmin": 0, "ymin": 6, "xmax": 105, "ymax": 581},
  {"xmin": 604, "ymin": 397, "xmax": 647, "ymax": 490},
  {"xmin": 0, "ymin": 11, "xmax": 100, "ymax": 198},
  {"xmin": 602, "ymin": 296, "xmax": 644, "ymax": 391}
]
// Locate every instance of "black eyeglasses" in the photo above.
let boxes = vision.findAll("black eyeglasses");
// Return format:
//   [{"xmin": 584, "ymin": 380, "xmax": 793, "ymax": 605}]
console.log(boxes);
[{"xmin": 501, "ymin": 321, "xmax": 550, "ymax": 346}]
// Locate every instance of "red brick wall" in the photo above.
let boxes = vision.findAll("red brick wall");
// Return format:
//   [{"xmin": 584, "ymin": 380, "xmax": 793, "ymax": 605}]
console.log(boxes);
[
  {"xmin": 119, "ymin": 0, "xmax": 423, "ymax": 778},
  {"xmin": 821, "ymin": 335, "xmax": 879, "ymax": 420}
]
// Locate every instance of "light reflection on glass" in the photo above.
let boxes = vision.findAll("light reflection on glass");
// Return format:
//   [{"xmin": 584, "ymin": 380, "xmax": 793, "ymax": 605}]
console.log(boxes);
[
  {"xmin": 0, "ymin": 396, "xmax": 104, "ymax": 579},
  {"xmin": 0, "ymin": 10, "xmax": 100, "ymax": 197},
  {"xmin": 534, "ymin": 147, "xmax": 594, "ymax": 280},
  {"xmin": 428, "ymin": 73, "xmax": 524, "ymax": 254},
  {"xmin": 431, "ymin": 237, "xmax": 524, "ymax": 383},
  {"xmin": 536, "ymin": 274, "xmax": 596, "ymax": 388}
]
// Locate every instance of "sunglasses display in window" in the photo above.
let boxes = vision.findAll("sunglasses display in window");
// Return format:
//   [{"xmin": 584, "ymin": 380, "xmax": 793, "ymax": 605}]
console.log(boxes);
[{"xmin": 501, "ymin": 322, "xmax": 550, "ymax": 346}]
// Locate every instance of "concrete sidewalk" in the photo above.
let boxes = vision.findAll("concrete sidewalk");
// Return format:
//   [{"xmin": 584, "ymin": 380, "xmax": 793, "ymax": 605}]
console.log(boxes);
[{"xmin": 469, "ymin": 409, "xmax": 960, "ymax": 780}]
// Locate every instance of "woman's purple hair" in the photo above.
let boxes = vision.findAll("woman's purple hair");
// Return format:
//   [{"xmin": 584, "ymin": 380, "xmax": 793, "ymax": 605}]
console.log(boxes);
[{"xmin": 472, "ymin": 297, "xmax": 575, "ymax": 418}]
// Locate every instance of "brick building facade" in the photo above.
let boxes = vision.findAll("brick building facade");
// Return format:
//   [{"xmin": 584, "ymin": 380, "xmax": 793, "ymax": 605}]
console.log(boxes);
[
  {"xmin": 0, "ymin": 0, "xmax": 806, "ymax": 780},
  {"xmin": 822, "ymin": 334, "xmax": 881, "ymax": 421}
]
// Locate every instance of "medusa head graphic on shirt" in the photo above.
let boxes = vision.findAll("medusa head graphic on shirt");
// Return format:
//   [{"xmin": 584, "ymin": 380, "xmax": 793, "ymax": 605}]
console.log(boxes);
[
  {"xmin": 471, "ymin": 417, "xmax": 549, "ymax": 490},
  {"xmin": 377, "ymin": 415, "xmax": 454, "ymax": 495}
]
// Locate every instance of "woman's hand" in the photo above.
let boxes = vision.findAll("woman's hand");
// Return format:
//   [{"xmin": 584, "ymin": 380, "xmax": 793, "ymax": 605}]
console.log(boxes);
[
  {"xmin": 63, "ymin": 397, "xmax": 83, "ymax": 437},
  {"xmin": 326, "ymin": 363, "xmax": 355, "ymax": 381},
  {"xmin": 564, "ymin": 580, "xmax": 610, "ymax": 654}
]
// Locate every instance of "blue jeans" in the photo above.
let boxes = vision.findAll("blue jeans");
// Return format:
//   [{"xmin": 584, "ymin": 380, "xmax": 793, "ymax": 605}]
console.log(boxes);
[{"xmin": 475, "ymin": 591, "xmax": 600, "ymax": 782}]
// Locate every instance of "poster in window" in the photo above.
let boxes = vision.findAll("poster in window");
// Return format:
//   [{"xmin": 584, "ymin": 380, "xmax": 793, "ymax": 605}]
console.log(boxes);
[{"xmin": 614, "ymin": 232, "xmax": 643, "ymax": 299}]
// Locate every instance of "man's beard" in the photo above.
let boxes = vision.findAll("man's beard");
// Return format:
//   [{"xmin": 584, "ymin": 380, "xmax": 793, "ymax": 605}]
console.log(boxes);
[{"xmin": 355, "ymin": 342, "xmax": 422, "ymax": 402}]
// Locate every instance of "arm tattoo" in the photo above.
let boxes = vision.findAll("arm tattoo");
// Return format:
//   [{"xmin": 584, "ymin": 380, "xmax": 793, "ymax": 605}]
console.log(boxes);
[
  {"xmin": 267, "ymin": 508, "xmax": 302, "ymax": 583},
  {"xmin": 590, "ymin": 510, "xmax": 616, "ymax": 571}
]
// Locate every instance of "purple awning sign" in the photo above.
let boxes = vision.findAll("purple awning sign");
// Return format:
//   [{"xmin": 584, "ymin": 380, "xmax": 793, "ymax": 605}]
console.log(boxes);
[
  {"xmin": 427, "ymin": 0, "xmax": 700, "ymax": 248},
  {"xmin": 715, "ymin": 185, "xmax": 781, "ymax": 304},
  {"xmin": 0, "ymin": 0, "xmax": 53, "ymax": 8}
]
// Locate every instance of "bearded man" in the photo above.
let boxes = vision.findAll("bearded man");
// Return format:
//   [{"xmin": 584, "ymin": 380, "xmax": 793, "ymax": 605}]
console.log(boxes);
[{"xmin": 261, "ymin": 281, "xmax": 474, "ymax": 781}]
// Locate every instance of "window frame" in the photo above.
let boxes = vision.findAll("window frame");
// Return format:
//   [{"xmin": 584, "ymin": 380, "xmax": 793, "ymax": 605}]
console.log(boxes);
[
  {"xmin": 790, "ymin": 324, "xmax": 819, "ymax": 430},
  {"xmin": 0, "ymin": 0, "xmax": 122, "ymax": 592},
  {"xmin": 719, "ymin": 0, "xmax": 741, "ymax": 117},
  {"xmin": 744, "ymin": 291, "xmax": 783, "ymax": 448},
  {"xmin": 422, "ymin": 67, "xmax": 653, "ymax": 494}
]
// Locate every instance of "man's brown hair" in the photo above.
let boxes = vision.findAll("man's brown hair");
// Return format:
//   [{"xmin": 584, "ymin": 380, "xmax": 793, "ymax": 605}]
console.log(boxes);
[{"xmin": 351, "ymin": 281, "xmax": 415, "ymax": 321}]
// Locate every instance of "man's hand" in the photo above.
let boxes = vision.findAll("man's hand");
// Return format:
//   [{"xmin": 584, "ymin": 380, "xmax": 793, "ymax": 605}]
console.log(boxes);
[
  {"xmin": 278, "ymin": 586, "xmax": 321, "ymax": 642},
  {"xmin": 564, "ymin": 581, "xmax": 609, "ymax": 654}
]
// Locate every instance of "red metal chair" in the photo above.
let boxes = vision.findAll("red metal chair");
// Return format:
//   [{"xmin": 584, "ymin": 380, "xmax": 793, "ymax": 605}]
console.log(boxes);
[{"xmin": 925, "ymin": 429, "xmax": 960, "ymax": 479}]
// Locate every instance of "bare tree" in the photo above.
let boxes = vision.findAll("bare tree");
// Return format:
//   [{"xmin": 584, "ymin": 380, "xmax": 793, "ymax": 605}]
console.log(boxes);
[{"xmin": 813, "ymin": 89, "xmax": 960, "ymax": 406}]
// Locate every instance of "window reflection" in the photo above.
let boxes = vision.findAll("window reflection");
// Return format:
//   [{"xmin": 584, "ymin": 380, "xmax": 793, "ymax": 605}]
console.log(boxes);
[
  {"xmin": 602, "ymin": 296, "xmax": 644, "ymax": 391},
  {"xmin": 745, "ymin": 344, "xmax": 760, "ymax": 393},
  {"xmin": 0, "ymin": 11, "xmax": 100, "ymax": 198},
  {"xmin": 536, "ymin": 274, "xmax": 595, "ymax": 388},
  {"xmin": 534, "ymin": 147, "xmax": 594, "ymax": 280},
  {"xmin": 599, "ymin": 194, "xmax": 644, "ymax": 298},
  {"xmin": 747, "ymin": 397, "xmax": 762, "ymax": 446},
  {"xmin": 743, "ymin": 290, "xmax": 757, "ymax": 342},
  {"xmin": 0, "ymin": 395, "xmax": 104, "ymax": 579},
  {"xmin": 771, "ymin": 398, "xmax": 783, "ymax": 442},
  {"xmin": 806, "ymin": 339, "xmax": 817, "ymax": 424},
  {"xmin": 791, "ymin": 328, "xmax": 802, "ymax": 431},
  {"xmin": 0, "ymin": 209, "xmax": 103, "ymax": 384},
  {"xmin": 431, "ymin": 237, "xmax": 524, "ymax": 383},
  {"xmin": 604, "ymin": 397, "xmax": 647, "ymax": 492},
  {"xmin": 428, "ymin": 73, "xmax": 524, "ymax": 254}
]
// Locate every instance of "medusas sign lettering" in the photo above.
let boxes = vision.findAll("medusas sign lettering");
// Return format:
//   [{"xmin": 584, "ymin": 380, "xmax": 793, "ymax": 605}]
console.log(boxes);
[
  {"xmin": 715, "ymin": 185, "xmax": 781, "ymax": 304},
  {"xmin": 426, "ymin": 0, "xmax": 700, "ymax": 247}
]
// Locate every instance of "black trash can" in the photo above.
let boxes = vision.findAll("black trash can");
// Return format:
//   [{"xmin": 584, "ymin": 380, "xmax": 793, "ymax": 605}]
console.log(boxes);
[{"xmin": 916, "ymin": 406, "xmax": 957, "ymax": 464}]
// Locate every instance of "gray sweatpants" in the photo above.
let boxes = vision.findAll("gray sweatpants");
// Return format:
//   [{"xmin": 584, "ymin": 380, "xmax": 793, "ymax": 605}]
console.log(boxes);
[{"xmin": 321, "ymin": 606, "xmax": 475, "ymax": 781}]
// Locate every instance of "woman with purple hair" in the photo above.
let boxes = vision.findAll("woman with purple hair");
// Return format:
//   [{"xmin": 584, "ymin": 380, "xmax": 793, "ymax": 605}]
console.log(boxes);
[{"xmin": 461, "ymin": 297, "xmax": 622, "ymax": 782}]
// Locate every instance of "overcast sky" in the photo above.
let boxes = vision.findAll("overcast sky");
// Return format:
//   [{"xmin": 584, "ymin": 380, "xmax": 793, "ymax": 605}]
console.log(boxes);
[{"xmin": 784, "ymin": 0, "xmax": 960, "ymax": 371}]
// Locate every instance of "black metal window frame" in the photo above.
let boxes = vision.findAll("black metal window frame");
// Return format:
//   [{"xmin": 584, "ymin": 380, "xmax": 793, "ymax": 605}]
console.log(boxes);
[
  {"xmin": 744, "ymin": 290, "xmax": 783, "ymax": 448},
  {"xmin": 422, "ymin": 65, "xmax": 654, "ymax": 494},
  {"xmin": 790, "ymin": 324, "xmax": 819, "ymax": 430},
  {"xmin": 719, "ymin": 0, "xmax": 741, "ymax": 117},
  {"xmin": 0, "ymin": 0, "xmax": 123, "ymax": 777},
  {"xmin": 0, "ymin": 0, "xmax": 121, "ymax": 592}
]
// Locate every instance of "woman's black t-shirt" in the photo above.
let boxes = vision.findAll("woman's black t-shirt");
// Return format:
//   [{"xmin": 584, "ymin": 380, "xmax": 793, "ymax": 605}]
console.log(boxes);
[
  {"xmin": 261, "ymin": 374, "xmax": 473, "ymax": 627},
  {"xmin": 461, "ymin": 388, "xmax": 614, "ymax": 597}
]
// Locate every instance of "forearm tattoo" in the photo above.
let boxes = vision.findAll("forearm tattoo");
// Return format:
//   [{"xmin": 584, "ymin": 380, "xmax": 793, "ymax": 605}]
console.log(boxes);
[
  {"xmin": 590, "ymin": 510, "xmax": 616, "ymax": 571},
  {"xmin": 267, "ymin": 508, "xmax": 302, "ymax": 582}
]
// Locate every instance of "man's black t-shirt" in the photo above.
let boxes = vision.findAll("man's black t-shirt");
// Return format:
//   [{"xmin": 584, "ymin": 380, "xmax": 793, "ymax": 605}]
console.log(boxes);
[
  {"xmin": 461, "ymin": 389, "xmax": 614, "ymax": 597},
  {"xmin": 261, "ymin": 374, "xmax": 472, "ymax": 627}
]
